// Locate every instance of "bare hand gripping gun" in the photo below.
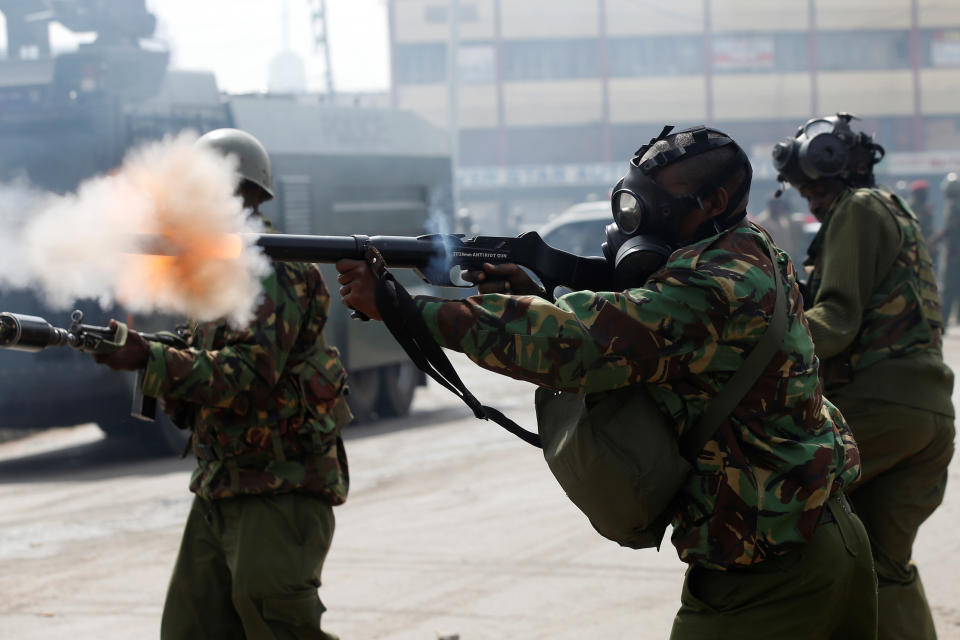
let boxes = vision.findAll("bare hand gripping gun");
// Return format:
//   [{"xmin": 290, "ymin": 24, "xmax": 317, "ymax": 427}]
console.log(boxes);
[{"xmin": 0, "ymin": 309, "xmax": 186, "ymax": 421}]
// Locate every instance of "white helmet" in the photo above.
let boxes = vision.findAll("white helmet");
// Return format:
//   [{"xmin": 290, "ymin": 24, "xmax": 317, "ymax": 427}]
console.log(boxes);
[{"xmin": 196, "ymin": 128, "xmax": 273, "ymax": 199}]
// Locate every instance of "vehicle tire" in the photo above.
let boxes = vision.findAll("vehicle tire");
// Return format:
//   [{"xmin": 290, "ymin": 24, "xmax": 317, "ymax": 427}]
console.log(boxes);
[
  {"xmin": 347, "ymin": 368, "xmax": 380, "ymax": 423},
  {"xmin": 377, "ymin": 363, "xmax": 419, "ymax": 418},
  {"xmin": 97, "ymin": 412, "xmax": 190, "ymax": 456},
  {"xmin": 145, "ymin": 412, "xmax": 192, "ymax": 455}
]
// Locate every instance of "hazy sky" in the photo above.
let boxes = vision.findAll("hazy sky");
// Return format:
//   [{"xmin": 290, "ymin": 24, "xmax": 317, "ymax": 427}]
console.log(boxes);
[
  {"xmin": 23, "ymin": 0, "xmax": 390, "ymax": 94},
  {"xmin": 147, "ymin": 0, "xmax": 390, "ymax": 94}
]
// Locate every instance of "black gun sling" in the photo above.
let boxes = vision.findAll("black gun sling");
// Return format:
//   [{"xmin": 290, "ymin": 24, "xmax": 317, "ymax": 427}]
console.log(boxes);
[
  {"xmin": 363, "ymin": 237, "xmax": 787, "ymax": 456},
  {"xmin": 365, "ymin": 247, "xmax": 543, "ymax": 448}
]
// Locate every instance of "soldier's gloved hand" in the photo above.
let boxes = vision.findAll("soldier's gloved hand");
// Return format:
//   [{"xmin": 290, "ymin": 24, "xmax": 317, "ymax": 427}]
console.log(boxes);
[
  {"xmin": 93, "ymin": 320, "xmax": 150, "ymax": 371},
  {"xmin": 336, "ymin": 258, "xmax": 382, "ymax": 321},
  {"xmin": 462, "ymin": 263, "xmax": 546, "ymax": 296}
]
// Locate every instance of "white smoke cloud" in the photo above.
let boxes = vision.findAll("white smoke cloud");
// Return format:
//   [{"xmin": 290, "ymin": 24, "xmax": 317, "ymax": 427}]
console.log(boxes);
[
  {"xmin": 0, "ymin": 132, "xmax": 271, "ymax": 327},
  {"xmin": 0, "ymin": 178, "xmax": 51, "ymax": 290}
]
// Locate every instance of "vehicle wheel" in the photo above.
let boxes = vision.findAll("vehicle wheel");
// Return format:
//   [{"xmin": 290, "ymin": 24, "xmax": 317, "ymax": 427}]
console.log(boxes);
[
  {"xmin": 377, "ymin": 363, "xmax": 419, "ymax": 418},
  {"xmin": 97, "ymin": 411, "xmax": 190, "ymax": 456},
  {"xmin": 347, "ymin": 368, "xmax": 380, "ymax": 423},
  {"xmin": 146, "ymin": 412, "xmax": 192, "ymax": 455}
]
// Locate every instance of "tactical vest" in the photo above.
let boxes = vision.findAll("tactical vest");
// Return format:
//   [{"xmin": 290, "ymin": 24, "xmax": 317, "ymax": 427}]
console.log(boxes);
[
  {"xmin": 187, "ymin": 316, "xmax": 349, "ymax": 429},
  {"xmin": 807, "ymin": 187, "xmax": 943, "ymax": 386},
  {"xmin": 165, "ymin": 263, "xmax": 353, "ymax": 502}
]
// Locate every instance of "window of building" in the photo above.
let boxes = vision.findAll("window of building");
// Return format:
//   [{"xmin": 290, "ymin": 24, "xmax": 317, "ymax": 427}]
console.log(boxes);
[
  {"xmin": 425, "ymin": 3, "xmax": 479, "ymax": 24},
  {"xmin": 924, "ymin": 115, "xmax": 960, "ymax": 151},
  {"xmin": 609, "ymin": 35, "xmax": 702, "ymax": 77},
  {"xmin": 502, "ymin": 124, "xmax": 605, "ymax": 164},
  {"xmin": 395, "ymin": 42, "xmax": 447, "ymax": 85},
  {"xmin": 459, "ymin": 128, "xmax": 500, "ymax": 166},
  {"xmin": 816, "ymin": 30, "xmax": 909, "ymax": 71},
  {"xmin": 458, "ymin": 44, "xmax": 495, "ymax": 84},
  {"xmin": 712, "ymin": 33, "xmax": 808, "ymax": 74},
  {"xmin": 923, "ymin": 29, "xmax": 960, "ymax": 68},
  {"xmin": 503, "ymin": 40, "xmax": 600, "ymax": 82}
]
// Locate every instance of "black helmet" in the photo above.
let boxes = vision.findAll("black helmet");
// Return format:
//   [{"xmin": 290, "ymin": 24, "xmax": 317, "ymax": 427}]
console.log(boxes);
[{"xmin": 772, "ymin": 113, "xmax": 884, "ymax": 190}]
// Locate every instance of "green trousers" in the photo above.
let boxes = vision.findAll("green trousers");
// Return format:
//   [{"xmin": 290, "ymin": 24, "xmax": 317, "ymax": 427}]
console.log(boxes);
[
  {"xmin": 835, "ymin": 398, "xmax": 955, "ymax": 640},
  {"xmin": 160, "ymin": 493, "xmax": 338, "ymax": 640},
  {"xmin": 670, "ymin": 494, "xmax": 878, "ymax": 639}
]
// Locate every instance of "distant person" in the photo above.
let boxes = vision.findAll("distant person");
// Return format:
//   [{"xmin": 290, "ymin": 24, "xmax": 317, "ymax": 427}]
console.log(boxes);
[
  {"xmin": 932, "ymin": 172, "xmax": 960, "ymax": 328},
  {"xmin": 92, "ymin": 129, "xmax": 351, "ymax": 640},
  {"xmin": 773, "ymin": 113, "xmax": 954, "ymax": 640},
  {"xmin": 909, "ymin": 179, "xmax": 936, "ymax": 240},
  {"xmin": 752, "ymin": 195, "xmax": 805, "ymax": 265}
]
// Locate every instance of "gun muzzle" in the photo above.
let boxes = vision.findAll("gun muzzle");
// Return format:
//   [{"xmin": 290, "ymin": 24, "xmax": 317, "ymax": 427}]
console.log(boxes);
[{"xmin": 0, "ymin": 312, "xmax": 72, "ymax": 352}]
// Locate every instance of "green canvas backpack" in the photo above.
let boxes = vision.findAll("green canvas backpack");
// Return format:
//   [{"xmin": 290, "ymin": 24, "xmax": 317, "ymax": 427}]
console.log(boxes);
[{"xmin": 535, "ymin": 243, "xmax": 787, "ymax": 549}]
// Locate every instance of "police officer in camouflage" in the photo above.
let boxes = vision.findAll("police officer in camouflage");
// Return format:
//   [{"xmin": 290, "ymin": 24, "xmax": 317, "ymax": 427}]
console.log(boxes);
[
  {"xmin": 94, "ymin": 129, "xmax": 351, "ymax": 639},
  {"xmin": 774, "ymin": 114, "xmax": 955, "ymax": 640},
  {"xmin": 339, "ymin": 125, "xmax": 877, "ymax": 638},
  {"xmin": 932, "ymin": 173, "xmax": 960, "ymax": 327}
]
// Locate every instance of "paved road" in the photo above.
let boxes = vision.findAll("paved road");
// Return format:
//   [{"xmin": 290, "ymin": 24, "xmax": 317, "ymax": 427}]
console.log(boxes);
[{"xmin": 1, "ymin": 343, "xmax": 959, "ymax": 639}]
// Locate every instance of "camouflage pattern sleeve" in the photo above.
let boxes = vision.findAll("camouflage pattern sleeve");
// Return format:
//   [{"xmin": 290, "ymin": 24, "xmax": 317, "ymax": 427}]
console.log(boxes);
[
  {"xmin": 141, "ymin": 266, "xmax": 303, "ymax": 407},
  {"xmin": 416, "ymin": 225, "xmax": 863, "ymax": 569},
  {"xmin": 805, "ymin": 190, "xmax": 901, "ymax": 359},
  {"xmin": 414, "ymin": 269, "xmax": 730, "ymax": 395}
]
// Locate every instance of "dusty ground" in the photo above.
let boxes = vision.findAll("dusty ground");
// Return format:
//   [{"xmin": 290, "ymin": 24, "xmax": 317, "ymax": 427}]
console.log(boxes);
[{"xmin": 1, "ymin": 343, "xmax": 959, "ymax": 640}]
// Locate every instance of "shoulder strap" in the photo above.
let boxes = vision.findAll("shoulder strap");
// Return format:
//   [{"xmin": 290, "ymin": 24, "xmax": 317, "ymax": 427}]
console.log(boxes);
[
  {"xmin": 367, "ymin": 248, "xmax": 543, "ymax": 448},
  {"xmin": 678, "ymin": 239, "xmax": 788, "ymax": 461}
]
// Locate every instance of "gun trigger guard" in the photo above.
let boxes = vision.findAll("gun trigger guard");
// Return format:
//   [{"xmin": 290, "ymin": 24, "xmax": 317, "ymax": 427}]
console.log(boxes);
[{"xmin": 364, "ymin": 246, "xmax": 388, "ymax": 279}]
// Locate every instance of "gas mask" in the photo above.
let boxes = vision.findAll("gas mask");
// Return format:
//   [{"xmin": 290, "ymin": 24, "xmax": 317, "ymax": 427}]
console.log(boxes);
[
  {"xmin": 601, "ymin": 125, "xmax": 752, "ymax": 289},
  {"xmin": 772, "ymin": 112, "xmax": 884, "ymax": 192}
]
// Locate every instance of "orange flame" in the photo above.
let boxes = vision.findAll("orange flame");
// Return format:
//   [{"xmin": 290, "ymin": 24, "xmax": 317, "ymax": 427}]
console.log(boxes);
[
  {"xmin": 19, "ymin": 132, "xmax": 269, "ymax": 327},
  {"xmin": 134, "ymin": 232, "xmax": 244, "ymax": 298}
]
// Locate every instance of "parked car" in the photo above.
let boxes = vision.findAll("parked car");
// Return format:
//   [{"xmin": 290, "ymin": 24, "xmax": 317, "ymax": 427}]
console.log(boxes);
[{"xmin": 538, "ymin": 202, "xmax": 610, "ymax": 257}]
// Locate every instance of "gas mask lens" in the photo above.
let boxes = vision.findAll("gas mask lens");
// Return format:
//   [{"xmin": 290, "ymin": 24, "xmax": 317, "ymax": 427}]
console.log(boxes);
[
  {"xmin": 614, "ymin": 190, "xmax": 643, "ymax": 234},
  {"xmin": 803, "ymin": 119, "xmax": 834, "ymax": 138}
]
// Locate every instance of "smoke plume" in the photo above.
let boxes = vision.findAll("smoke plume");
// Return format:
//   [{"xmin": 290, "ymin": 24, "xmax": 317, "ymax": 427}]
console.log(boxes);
[{"xmin": 0, "ymin": 133, "xmax": 271, "ymax": 327}]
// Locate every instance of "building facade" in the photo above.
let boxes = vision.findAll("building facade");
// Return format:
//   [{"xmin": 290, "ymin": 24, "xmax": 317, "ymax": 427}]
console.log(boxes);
[{"xmin": 389, "ymin": 0, "xmax": 960, "ymax": 231}]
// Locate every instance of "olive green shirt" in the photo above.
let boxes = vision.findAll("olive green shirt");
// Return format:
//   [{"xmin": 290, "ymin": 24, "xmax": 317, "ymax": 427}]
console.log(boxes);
[{"xmin": 805, "ymin": 187, "xmax": 953, "ymax": 416}]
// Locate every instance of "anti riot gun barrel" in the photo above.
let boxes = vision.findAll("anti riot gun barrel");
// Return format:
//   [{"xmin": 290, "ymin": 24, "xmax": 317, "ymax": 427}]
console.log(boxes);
[
  {"xmin": 0, "ymin": 312, "xmax": 74, "ymax": 352},
  {"xmin": 252, "ymin": 232, "xmax": 615, "ymax": 294},
  {"xmin": 0, "ymin": 310, "xmax": 182, "ymax": 354},
  {"xmin": 0, "ymin": 310, "xmax": 186, "ymax": 422}
]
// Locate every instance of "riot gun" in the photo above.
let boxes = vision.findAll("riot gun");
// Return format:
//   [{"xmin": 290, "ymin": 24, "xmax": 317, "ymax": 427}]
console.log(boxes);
[
  {"xmin": 0, "ymin": 309, "xmax": 182, "ymax": 354},
  {"xmin": 0, "ymin": 309, "xmax": 186, "ymax": 421},
  {"xmin": 250, "ymin": 231, "xmax": 614, "ymax": 294},
  {"xmin": 250, "ymin": 231, "xmax": 617, "ymax": 448}
]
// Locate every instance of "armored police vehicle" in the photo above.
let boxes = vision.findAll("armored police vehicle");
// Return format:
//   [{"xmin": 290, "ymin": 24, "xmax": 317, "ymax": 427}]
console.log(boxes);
[{"xmin": 0, "ymin": 1, "xmax": 450, "ymax": 452}]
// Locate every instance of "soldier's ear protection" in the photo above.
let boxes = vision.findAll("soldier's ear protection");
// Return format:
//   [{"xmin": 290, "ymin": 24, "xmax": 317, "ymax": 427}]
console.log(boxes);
[
  {"xmin": 772, "ymin": 112, "xmax": 885, "ymax": 192},
  {"xmin": 601, "ymin": 125, "xmax": 752, "ymax": 288}
]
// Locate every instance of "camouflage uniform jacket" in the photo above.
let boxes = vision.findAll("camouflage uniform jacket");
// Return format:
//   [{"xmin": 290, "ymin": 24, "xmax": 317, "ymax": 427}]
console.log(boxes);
[
  {"xmin": 804, "ymin": 187, "xmax": 953, "ymax": 415},
  {"xmin": 415, "ymin": 222, "xmax": 860, "ymax": 569},
  {"xmin": 141, "ymin": 261, "xmax": 352, "ymax": 503}
]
